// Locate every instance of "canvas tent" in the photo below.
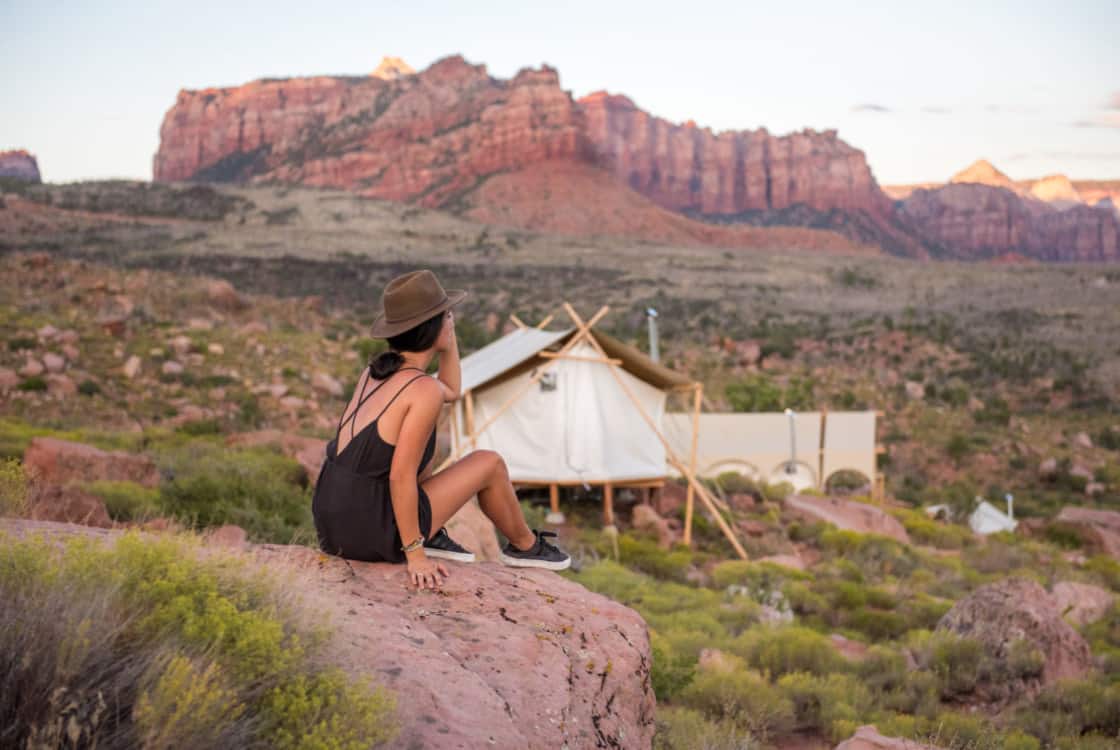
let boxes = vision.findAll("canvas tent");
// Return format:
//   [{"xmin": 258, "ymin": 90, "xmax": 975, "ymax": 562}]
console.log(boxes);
[{"xmin": 445, "ymin": 302, "xmax": 749, "ymax": 559}]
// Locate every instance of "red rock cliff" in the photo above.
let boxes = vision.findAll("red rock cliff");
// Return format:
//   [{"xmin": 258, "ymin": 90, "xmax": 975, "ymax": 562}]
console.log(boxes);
[
  {"xmin": 577, "ymin": 91, "xmax": 891, "ymax": 216},
  {"xmin": 0, "ymin": 150, "xmax": 42, "ymax": 183}
]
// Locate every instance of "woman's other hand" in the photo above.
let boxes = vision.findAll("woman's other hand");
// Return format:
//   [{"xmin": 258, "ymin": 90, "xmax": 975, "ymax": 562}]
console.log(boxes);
[
  {"xmin": 438, "ymin": 310, "xmax": 456, "ymax": 352},
  {"xmin": 406, "ymin": 551, "xmax": 449, "ymax": 590}
]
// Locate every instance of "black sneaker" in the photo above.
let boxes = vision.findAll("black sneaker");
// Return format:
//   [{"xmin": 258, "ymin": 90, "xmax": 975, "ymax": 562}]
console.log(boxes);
[
  {"xmin": 499, "ymin": 529, "xmax": 571, "ymax": 570},
  {"xmin": 423, "ymin": 527, "xmax": 476, "ymax": 563}
]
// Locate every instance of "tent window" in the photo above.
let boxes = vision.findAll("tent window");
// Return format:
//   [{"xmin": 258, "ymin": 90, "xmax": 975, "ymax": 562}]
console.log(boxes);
[{"xmin": 539, "ymin": 371, "xmax": 558, "ymax": 392}]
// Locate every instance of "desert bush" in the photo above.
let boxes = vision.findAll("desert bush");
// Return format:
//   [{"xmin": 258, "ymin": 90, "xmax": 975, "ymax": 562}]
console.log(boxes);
[
  {"xmin": 154, "ymin": 439, "xmax": 312, "ymax": 543},
  {"xmin": 649, "ymin": 630, "xmax": 698, "ymax": 702},
  {"xmin": 81, "ymin": 480, "xmax": 161, "ymax": 522},
  {"xmin": 818, "ymin": 528, "xmax": 920, "ymax": 581},
  {"xmin": 710, "ymin": 560, "xmax": 809, "ymax": 598},
  {"xmin": 0, "ymin": 531, "xmax": 398, "ymax": 749},
  {"xmin": 777, "ymin": 671, "xmax": 873, "ymax": 740},
  {"xmin": 730, "ymin": 625, "xmax": 844, "ymax": 678},
  {"xmin": 679, "ymin": 669, "xmax": 794, "ymax": 742},
  {"xmin": 653, "ymin": 705, "xmax": 757, "ymax": 750},
  {"xmin": 0, "ymin": 457, "xmax": 29, "ymax": 517},
  {"xmin": 891, "ymin": 508, "xmax": 974, "ymax": 549},
  {"xmin": 1011, "ymin": 678, "xmax": 1120, "ymax": 743},
  {"xmin": 617, "ymin": 533, "xmax": 694, "ymax": 582}
]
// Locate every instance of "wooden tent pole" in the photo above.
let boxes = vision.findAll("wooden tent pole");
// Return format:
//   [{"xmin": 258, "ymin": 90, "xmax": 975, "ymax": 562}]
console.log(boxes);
[
  {"xmin": 468, "ymin": 304, "xmax": 609, "ymax": 442},
  {"xmin": 684, "ymin": 382, "xmax": 702, "ymax": 546},
  {"xmin": 509, "ymin": 314, "xmax": 527, "ymax": 329},
  {"xmin": 562, "ymin": 302, "xmax": 748, "ymax": 560},
  {"xmin": 536, "ymin": 314, "xmax": 555, "ymax": 329},
  {"xmin": 818, "ymin": 408, "xmax": 828, "ymax": 492},
  {"xmin": 465, "ymin": 390, "xmax": 477, "ymax": 450}
]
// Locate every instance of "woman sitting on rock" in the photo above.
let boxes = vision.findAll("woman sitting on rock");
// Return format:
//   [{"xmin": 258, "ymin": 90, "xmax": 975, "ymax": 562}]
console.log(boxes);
[{"xmin": 312, "ymin": 269, "xmax": 570, "ymax": 591}]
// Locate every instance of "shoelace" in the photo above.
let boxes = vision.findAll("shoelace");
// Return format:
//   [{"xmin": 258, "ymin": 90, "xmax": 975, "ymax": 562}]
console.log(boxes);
[{"xmin": 534, "ymin": 529, "xmax": 560, "ymax": 553}]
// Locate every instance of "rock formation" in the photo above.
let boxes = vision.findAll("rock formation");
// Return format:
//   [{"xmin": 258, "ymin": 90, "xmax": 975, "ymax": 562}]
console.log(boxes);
[
  {"xmin": 0, "ymin": 518, "xmax": 656, "ymax": 750},
  {"xmin": 0, "ymin": 149, "xmax": 41, "ymax": 183},
  {"xmin": 151, "ymin": 55, "xmax": 1120, "ymax": 262},
  {"xmin": 936, "ymin": 578, "xmax": 1092, "ymax": 693},
  {"xmin": 1052, "ymin": 506, "xmax": 1120, "ymax": 559},
  {"xmin": 782, "ymin": 493, "xmax": 910, "ymax": 543},
  {"xmin": 834, "ymin": 725, "xmax": 945, "ymax": 750}
]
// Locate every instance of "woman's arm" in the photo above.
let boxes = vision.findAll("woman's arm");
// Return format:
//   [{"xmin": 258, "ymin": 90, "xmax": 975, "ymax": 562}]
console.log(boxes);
[
  {"xmin": 388, "ymin": 377, "xmax": 445, "ymax": 550},
  {"xmin": 433, "ymin": 311, "xmax": 461, "ymax": 402}
]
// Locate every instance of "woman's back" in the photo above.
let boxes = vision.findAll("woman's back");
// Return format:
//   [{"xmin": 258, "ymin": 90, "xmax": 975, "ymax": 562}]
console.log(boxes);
[{"xmin": 331, "ymin": 367, "xmax": 436, "ymax": 479}]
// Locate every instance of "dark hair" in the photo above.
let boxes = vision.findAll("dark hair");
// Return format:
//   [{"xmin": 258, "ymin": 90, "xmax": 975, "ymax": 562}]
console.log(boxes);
[{"xmin": 368, "ymin": 310, "xmax": 446, "ymax": 379}]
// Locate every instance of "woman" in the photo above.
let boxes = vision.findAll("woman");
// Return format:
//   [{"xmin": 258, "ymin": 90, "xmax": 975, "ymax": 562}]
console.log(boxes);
[{"xmin": 312, "ymin": 269, "xmax": 570, "ymax": 591}]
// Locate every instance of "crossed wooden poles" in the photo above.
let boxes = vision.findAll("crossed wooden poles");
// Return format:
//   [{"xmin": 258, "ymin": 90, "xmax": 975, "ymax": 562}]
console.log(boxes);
[{"xmin": 433, "ymin": 301, "xmax": 748, "ymax": 560}]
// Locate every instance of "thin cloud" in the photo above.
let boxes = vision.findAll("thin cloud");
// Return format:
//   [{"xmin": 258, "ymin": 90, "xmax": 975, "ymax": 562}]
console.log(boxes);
[
  {"xmin": 1005, "ymin": 151, "xmax": 1120, "ymax": 161},
  {"xmin": 1107, "ymin": 91, "xmax": 1120, "ymax": 110},
  {"xmin": 1073, "ymin": 112, "xmax": 1120, "ymax": 128},
  {"xmin": 985, "ymin": 104, "xmax": 1041, "ymax": 115},
  {"xmin": 851, "ymin": 103, "xmax": 891, "ymax": 113},
  {"xmin": 920, "ymin": 106, "xmax": 951, "ymax": 114}
]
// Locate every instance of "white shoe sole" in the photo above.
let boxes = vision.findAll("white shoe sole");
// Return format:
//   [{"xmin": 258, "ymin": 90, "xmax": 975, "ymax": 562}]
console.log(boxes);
[
  {"xmin": 423, "ymin": 548, "xmax": 477, "ymax": 563},
  {"xmin": 498, "ymin": 552, "xmax": 572, "ymax": 570}
]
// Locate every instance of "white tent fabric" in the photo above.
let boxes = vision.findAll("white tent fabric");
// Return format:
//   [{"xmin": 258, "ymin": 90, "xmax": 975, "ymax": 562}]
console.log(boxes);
[
  {"xmin": 969, "ymin": 500, "xmax": 1018, "ymax": 535},
  {"xmin": 457, "ymin": 339, "xmax": 668, "ymax": 483},
  {"xmin": 663, "ymin": 410, "xmax": 877, "ymax": 489},
  {"xmin": 459, "ymin": 326, "xmax": 574, "ymax": 393}
]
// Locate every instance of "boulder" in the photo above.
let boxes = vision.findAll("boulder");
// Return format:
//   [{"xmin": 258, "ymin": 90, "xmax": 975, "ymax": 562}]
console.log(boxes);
[
  {"xmin": 42, "ymin": 352, "xmax": 66, "ymax": 373},
  {"xmin": 225, "ymin": 429, "xmax": 326, "ymax": 483},
  {"xmin": 630, "ymin": 503, "xmax": 677, "ymax": 549},
  {"xmin": 1053, "ymin": 506, "xmax": 1120, "ymax": 559},
  {"xmin": 206, "ymin": 279, "xmax": 248, "ymax": 311},
  {"xmin": 122, "ymin": 355, "xmax": 142, "ymax": 379},
  {"xmin": 204, "ymin": 524, "xmax": 249, "ymax": 548},
  {"xmin": 443, "ymin": 498, "xmax": 502, "ymax": 562},
  {"xmin": 45, "ymin": 374, "xmax": 77, "ymax": 397},
  {"xmin": 311, "ymin": 371, "xmax": 344, "ymax": 398},
  {"xmin": 834, "ymin": 725, "xmax": 944, "ymax": 750},
  {"xmin": 27, "ymin": 483, "xmax": 112, "ymax": 528},
  {"xmin": 0, "ymin": 367, "xmax": 18, "ymax": 393},
  {"xmin": 1050, "ymin": 581, "xmax": 1116, "ymax": 626},
  {"xmin": 783, "ymin": 494, "xmax": 910, "ymax": 543},
  {"xmin": 23, "ymin": 437, "xmax": 162, "ymax": 488},
  {"xmin": 655, "ymin": 480, "xmax": 687, "ymax": 517},
  {"xmin": 937, "ymin": 578, "xmax": 1092, "ymax": 691},
  {"xmin": 0, "ymin": 518, "xmax": 656, "ymax": 750}
]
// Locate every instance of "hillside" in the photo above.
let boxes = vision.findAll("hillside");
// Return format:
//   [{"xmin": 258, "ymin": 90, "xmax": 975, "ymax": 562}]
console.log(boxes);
[{"xmin": 150, "ymin": 55, "xmax": 1120, "ymax": 263}]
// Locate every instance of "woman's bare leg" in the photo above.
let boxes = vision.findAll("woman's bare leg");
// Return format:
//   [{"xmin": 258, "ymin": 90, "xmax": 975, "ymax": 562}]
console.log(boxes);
[{"xmin": 421, "ymin": 450, "xmax": 536, "ymax": 551}]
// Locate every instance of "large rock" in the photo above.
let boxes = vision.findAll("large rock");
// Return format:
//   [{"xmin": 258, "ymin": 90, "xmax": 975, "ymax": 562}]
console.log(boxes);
[
  {"xmin": 0, "ymin": 518, "xmax": 656, "ymax": 750},
  {"xmin": 1050, "ymin": 581, "xmax": 1116, "ymax": 626},
  {"xmin": 782, "ymin": 494, "xmax": 910, "ymax": 543},
  {"xmin": 23, "ymin": 437, "xmax": 161, "ymax": 488},
  {"xmin": 0, "ymin": 149, "xmax": 41, "ymax": 183},
  {"xmin": 225, "ymin": 429, "xmax": 326, "ymax": 483},
  {"xmin": 834, "ymin": 725, "xmax": 944, "ymax": 750},
  {"xmin": 27, "ymin": 483, "xmax": 112, "ymax": 528},
  {"xmin": 442, "ymin": 498, "xmax": 502, "ymax": 562},
  {"xmin": 1053, "ymin": 506, "xmax": 1120, "ymax": 559},
  {"xmin": 936, "ymin": 578, "xmax": 1092, "ymax": 691}
]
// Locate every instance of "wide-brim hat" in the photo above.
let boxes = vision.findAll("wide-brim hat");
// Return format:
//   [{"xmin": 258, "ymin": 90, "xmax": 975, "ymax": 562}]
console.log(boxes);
[{"xmin": 369, "ymin": 269, "xmax": 467, "ymax": 338}]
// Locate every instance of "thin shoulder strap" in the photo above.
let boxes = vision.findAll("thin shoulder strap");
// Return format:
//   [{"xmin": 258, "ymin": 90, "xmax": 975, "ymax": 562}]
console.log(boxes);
[
  {"xmin": 370, "ymin": 373, "xmax": 430, "ymax": 424},
  {"xmin": 336, "ymin": 366, "xmax": 428, "ymax": 439}
]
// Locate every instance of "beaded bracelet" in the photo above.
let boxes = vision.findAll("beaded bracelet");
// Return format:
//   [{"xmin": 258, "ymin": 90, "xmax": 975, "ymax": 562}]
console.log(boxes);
[{"xmin": 401, "ymin": 534, "xmax": 425, "ymax": 553}]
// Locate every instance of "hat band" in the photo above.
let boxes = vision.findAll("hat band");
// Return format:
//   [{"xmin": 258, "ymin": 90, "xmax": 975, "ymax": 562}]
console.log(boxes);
[{"xmin": 384, "ymin": 293, "xmax": 448, "ymax": 323}]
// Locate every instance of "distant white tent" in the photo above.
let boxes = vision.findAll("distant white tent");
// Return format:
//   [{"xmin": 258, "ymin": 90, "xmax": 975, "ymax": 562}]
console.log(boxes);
[
  {"xmin": 444, "ymin": 302, "xmax": 749, "ymax": 559},
  {"xmin": 968, "ymin": 499, "xmax": 1018, "ymax": 535}
]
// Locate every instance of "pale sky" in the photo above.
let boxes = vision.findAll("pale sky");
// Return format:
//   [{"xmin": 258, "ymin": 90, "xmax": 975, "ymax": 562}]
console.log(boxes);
[{"xmin": 2, "ymin": 0, "xmax": 1117, "ymax": 185}]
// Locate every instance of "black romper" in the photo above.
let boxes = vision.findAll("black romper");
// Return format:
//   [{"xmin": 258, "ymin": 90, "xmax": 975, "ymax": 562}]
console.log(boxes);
[{"xmin": 311, "ymin": 367, "xmax": 436, "ymax": 563}]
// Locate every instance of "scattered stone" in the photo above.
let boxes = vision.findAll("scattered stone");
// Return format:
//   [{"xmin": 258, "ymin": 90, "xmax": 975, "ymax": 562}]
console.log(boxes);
[
  {"xmin": 312, "ymin": 371, "xmax": 344, "ymax": 398},
  {"xmin": 830, "ymin": 633, "xmax": 870, "ymax": 662},
  {"xmin": 122, "ymin": 355, "xmax": 142, "ymax": 379},
  {"xmin": 757, "ymin": 553, "xmax": 806, "ymax": 571},
  {"xmin": 0, "ymin": 367, "xmax": 18, "ymax": 393},
  {"xmin": 207, "ymin": 279, "xmax": 249, "ymax": 311},
  {"xmin": 904, "ymin": 381, "xmax": 925, "ymax": 400},
  {"xmin": 630, "ymin": 503, "xmax": 677, "ymax": 549},
  {"xmin": 42, "ymin": 352, "xmax": 66, "ymax": 373},
  {"xmin": 23, "ymin": 436, "xmax": 162, "ymax": 487},
  {"xmin": 18, "ymin": 358, "xmax": 44, "ymax": 377},
  {"xmin": 655, "ymin": 481, "xmax": 687, "ymax": 517},
  {"xmin": 36, "ymin": 324, "xmax": 59, "ymax": 341},
  {"xmin": 239, "ymin": 320, "xmax": 268, "ymax": 335},
  {"xmin": 161, "ymin": 360, "xmax": 184, "ymax": 376},
  {"xmin": 205, "ymin": 524, "xmax": 248, "ymax": 548},
  {"xmin": 268, "ymin": 383, "xmax": 289, "ymax": 398},
  {"xmin": 1073, "ymin": 431, "xmax": 1093, "ymax": 449},
  {"xmin": 937, "ymin": 577, "xmax": 1092, "ymax": 696},
  {"xmin": 188, "ymin": 317, "xmax": 214, "ymax": 330},
  {"xmin": 1038, "ymin": 457, "xmax": 1059, "ymax": 479},
  {"xmin": 834, "ymin": 725, "xmax": 945, "ymax": 750},
  {"xmin": 61, "ymin": 343, "xmax": 80, "ymax": 361},
  {"xmin": 1050, "ymin": 581, "xmax": 1115, "ymax": 626},
  {"xmin": 27, "ymin": 484, "xmax": 112, "ymax": 528},
  {"xmin": 57, "ymin": 329, "xmax": 79, "ymax": 344},
  {"xmin": 45, "ymin": 374, "xmax": 76, "ymax": 397},
  {"xmin": 168, "ymin": 335, "xmax": 193, "ymax": 356},
  {"xmin": 1053, "ymin": 507, "xmax": 1120, "ymax": 559},
  {"xmin": 207, "ymin": 342, "xmax": 225, "ymax": 355},
  {"xmin": 783, "ymin": 494, "xmax": 910, "ymax": 544},
  {"xmin": 207, "ymin": 387, "xmax": 226, "ymax": 401}
]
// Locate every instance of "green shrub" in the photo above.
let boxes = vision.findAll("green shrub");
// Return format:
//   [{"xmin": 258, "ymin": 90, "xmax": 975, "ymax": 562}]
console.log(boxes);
[
  {"xmin": 0, "ymin": 531, "xmax": 398, "ymax": 749},
  {"xmin": 176, "ymin": 418, "xmax": 223, "ymax": 436},
  {"xmin": 1012, "ymin": 678, "xmax": 1120, "ymax": 743},
  {"xmin": 730, "ymin": 626, "xmax": 844, "ymax": 678},
  {"xmin": 679, "ymin": 668, "xmax": 794, "ymax": 742},
  {"xmin": 0, "ymin": 457, "xmax": 29, "ymax": 517},
  {"xmin": 777, "ymin": 671, "xmax": 873, "ymax": 740},
  {"xmin": 919, "ymin": 631, "xmax": 983, "ymax": 697},
  {"xmin": 617, "ymin": 533, "xmax": 694, "ymax": 582},
  {"xmin": 77, "ymin": 379, "xmax": 101, "ymax": 396},
  {"xmin": 152, "ymin": 439, "xmax": 311, "ymax": 543},
  {"xmin": 650, "ymin": 630, "xmax": 698, "ymax": 702},
  {"xmin": 18, "ymin": 375, "xmax": 47, "ymax": 391},
  {"xmin": 81, "ymin": 479, "xmax": 162, "ymax": 522},
  {"xmin": 652, "ymin": 705, "xmax": 758, "ymax": 750}
]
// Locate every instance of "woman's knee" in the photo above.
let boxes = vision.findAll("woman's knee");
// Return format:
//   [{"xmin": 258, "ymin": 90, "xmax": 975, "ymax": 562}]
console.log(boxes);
[{"xmin": 471, "ymin": 449, "xmax": 508, "ymax": 481}]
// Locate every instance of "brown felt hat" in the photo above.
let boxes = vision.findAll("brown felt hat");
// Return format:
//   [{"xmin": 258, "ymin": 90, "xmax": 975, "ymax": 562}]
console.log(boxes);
[{"xmin": 369, "ymin": 269, "xmax": 467, "ymax": 338}]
